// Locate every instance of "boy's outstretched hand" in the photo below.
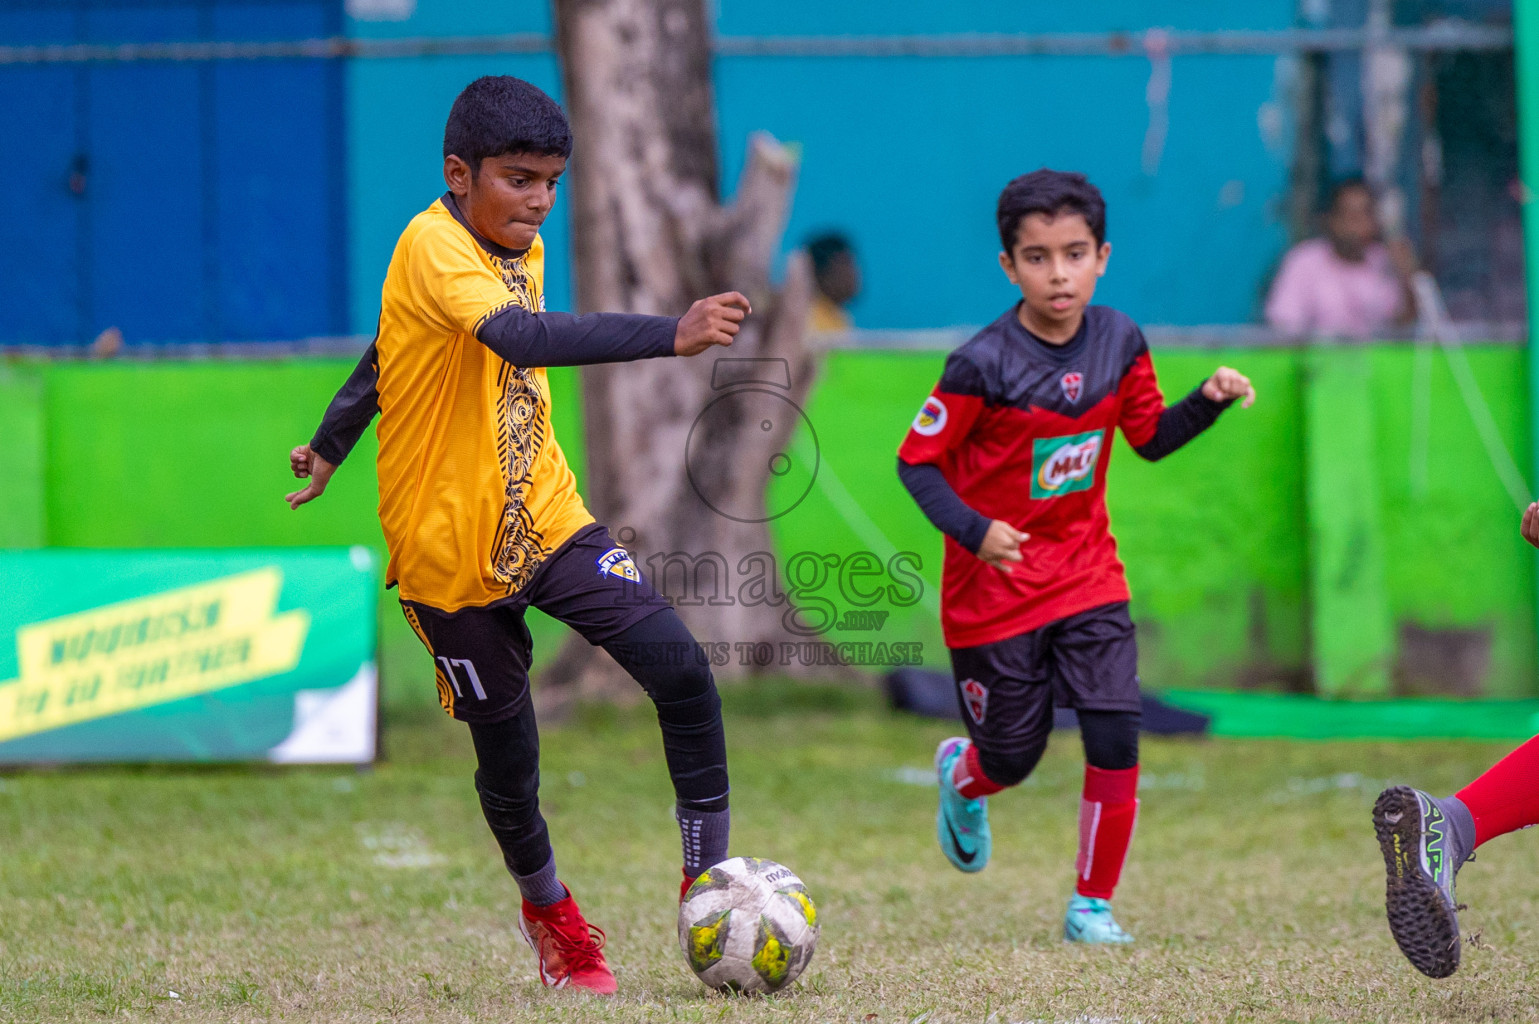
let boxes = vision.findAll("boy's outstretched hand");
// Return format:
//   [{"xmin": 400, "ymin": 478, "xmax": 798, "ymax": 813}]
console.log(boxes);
[
  {"xmin": 286, "ymin": 444, "xmax": 336, "ymax": 510},
  {"xmin": 978, "ymin": 520, "xmax": 1029, "ymax": 574},
  {"xmin": 1522, "ymin": 502, "xmax": 1539, "ymax": 550},
  {"xmin": 1203, "ymin": 366, "xmax": 1256, "ymax": 408},
  {"xmin": 675, "ymin": 292, "xmax": 751, "ymax": 356}
]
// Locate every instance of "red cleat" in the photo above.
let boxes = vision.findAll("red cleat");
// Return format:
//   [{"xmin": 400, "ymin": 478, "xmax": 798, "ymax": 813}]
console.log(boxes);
[
  {"xmin": 518, "ymin": 891, "xmax": 617, "ymax": 994},
  {"xmin": 680, "ymin": 869, "xmax": 697, "ymax": 904}
]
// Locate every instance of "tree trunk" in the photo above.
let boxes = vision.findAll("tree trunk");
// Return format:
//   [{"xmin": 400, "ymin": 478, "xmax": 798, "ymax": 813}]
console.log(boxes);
[{"xmin": 546, "ymin": 0, "xmax": 827, "ymax": 708}]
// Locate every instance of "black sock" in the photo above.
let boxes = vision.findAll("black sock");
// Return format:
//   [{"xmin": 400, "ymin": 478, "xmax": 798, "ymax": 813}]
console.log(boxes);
[
  {"xmin": 676, "ymin": 804, "xmax": 730, "ymax": 876},
  {"xmin": 513, "ymin": 853, "xmax": 568, "ymax": 907}
]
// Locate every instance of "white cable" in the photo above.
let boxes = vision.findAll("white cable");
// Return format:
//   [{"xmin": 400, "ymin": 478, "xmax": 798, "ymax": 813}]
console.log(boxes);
[
  {"xmin": 793, "ymin": 434, "xmax": 942, "ymax": 617},
  {"xmin": 1411, "ymin": 271, "xmax": 1531, "ymax": 510},
  {"xmin": 1408, "ymin": 332, "xmax": 1433, "ymax": 499}
]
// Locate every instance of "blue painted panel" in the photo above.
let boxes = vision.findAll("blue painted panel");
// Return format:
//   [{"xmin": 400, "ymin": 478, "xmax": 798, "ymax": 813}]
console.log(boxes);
[
  {"xmin": 82, "ymin": 6, "xmax": 207, "ymax": 344},
  {"xmin": 0, "ymin": 7, "xmax": 79, "ymax": 45},
  {"xmin": 211, "ymin": 2, "xmax": 347, "ymax": 339},
  {"xmin": 715, "ymin": 51, "xmax": 1294, "ymax": 327},
  {"xmin": 84, "ymin": 64, "xmax": 208, "ymax": 343},
  {"xmin": 211, "ymin": 59, "xmax": 347, "ymax": 339},
  {"xmin": 0, "ymin": 9, "xmax": 84, "ymax": 343},
  {"xmin": 0, "ymin": 67, "xmax": 85, "ymax": 344},
  {"xmin": 344, "ymin": 3, "xmax": 1298, "ymax": 329},
  {"xmin": 80, "ymin": 4, "xmax": 204, "ymax": 43},
  {"xmin": 0, "ymin": 1, "xmax": 347, "ymax": 347},
  {"xmin": 214, "ymin": 0, "xmax": 337, "ymax": 40}
]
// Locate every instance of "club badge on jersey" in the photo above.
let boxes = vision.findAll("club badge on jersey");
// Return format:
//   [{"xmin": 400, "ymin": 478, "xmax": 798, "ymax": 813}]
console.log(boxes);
[
  {"xmin": 596, "ymin": 546, "xmax": 642, "ymax": 582},
  {"xmin": 912, "ymin": 396, "xmax": 948, "ymax": 436},
  {"xmin": 1060, "ymin": 371, "xmax": 1084, "ymax": 404},
  {"xmin": 961, "ymin": 678, "xmax": 989, "ymax": 725}
]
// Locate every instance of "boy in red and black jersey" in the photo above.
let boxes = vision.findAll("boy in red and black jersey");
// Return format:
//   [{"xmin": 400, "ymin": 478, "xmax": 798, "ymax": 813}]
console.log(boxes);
[{"xmin": 897, "ymin": 169, "xmax": 1255, "ymax": 943}]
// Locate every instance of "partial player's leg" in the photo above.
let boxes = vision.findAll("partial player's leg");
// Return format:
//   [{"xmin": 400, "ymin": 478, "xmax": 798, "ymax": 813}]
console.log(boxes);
[
  {"xmin": 525, "ymin": 525, "xmax": 730, "ymax": 899},
  {"xmin": 401, "ymin": 600, "xmax": 615, "ymax": 993},
  {"xmin": 1065, "ymin": 709, "xmax": 1140, "ymax": 944},
  {"xmin": 1050, "ymin": 602, "xmax": 1142, "ymax": 944},
  {"xmin": 1455, "ymin": 733, "xmax": 1539, "ymax": 847},
  {"xmin": 470, "ymin": 712, "xmax": 616, "ymax": 993},
  {"xmin": 602, "ymin": 610, "xmax": 730, "ymax": 897},
  {"xmin": 1374, "ymin": 734, "xmax": 1539, "ymax": 978},
  {"xmin": 938, "ymin": 630, "xmax": 1056, "ymax": 873}
]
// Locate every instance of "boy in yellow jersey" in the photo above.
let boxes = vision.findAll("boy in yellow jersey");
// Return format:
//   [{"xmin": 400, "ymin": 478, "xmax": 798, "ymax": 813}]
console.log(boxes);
[{"xmin": 283, "ymin": 76, "xmax": 749, "ymax": 995}]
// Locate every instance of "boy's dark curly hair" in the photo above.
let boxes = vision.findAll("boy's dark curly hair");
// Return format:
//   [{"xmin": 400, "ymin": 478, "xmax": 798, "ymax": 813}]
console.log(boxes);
[
  {"xmin": 443, "ymin": 76, "xmax": 573, "ymax": 171},
  {"xmin": 996, "ymin": 169, "xmax": 1107, "ymax": 250}
]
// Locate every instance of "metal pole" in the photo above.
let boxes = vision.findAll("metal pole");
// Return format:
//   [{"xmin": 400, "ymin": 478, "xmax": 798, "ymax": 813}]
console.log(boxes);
[
  {"xmin": 1517, "ymin": 0, "xmax": 1539, "ymax": 687},
  {"xmin": 0, "ymin": 25, "xmax": 1514, "ymax": 66}
]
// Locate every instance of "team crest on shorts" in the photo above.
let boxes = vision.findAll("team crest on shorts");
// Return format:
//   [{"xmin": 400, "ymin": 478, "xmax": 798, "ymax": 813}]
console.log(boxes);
[
  {"xmin": 961, "ymin": 678, "xmax": 988, "ymax": 725},
  {"xmin": 1060, "ymin": 371, "xmax": 1084, "ymax": 404},
  {"xmin": 596, "ymin": 546, "xmax": 642, "ymax": 582}
]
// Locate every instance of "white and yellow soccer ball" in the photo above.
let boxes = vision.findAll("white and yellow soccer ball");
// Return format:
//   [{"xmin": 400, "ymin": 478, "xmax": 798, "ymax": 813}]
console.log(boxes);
[{"xmin": 677, "ymin": 856, "xmax": 819, "ymax": 994}]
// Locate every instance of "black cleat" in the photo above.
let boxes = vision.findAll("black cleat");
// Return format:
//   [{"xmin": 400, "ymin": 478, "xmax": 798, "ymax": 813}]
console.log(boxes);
[{"xmin": 1373, "ymin": 785, "xmax": 1463, "ymax": 978}]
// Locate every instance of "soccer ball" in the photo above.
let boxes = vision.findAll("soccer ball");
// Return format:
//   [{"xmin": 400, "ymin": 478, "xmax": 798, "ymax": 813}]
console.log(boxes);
[{"xmin": 677, "ymin": 856, "xmax": 820, "ymax": 994}]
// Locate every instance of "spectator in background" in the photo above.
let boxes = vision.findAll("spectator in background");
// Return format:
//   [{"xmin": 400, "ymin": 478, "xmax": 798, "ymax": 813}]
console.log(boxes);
[
  {"xmin": 89, "ymin": 326, "xmax": 123, "ymax": 358},
  {"xmin": 806, "ymin": 231, "xmax": 861, "ymax": 335},
  {"xmin": 1265, "ymin": 178, "xmax": 1418, "ymax": 340}
]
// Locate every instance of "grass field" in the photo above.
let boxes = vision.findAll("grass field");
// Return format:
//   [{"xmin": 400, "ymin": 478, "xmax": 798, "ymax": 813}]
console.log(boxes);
[{"xmin": 3, "ymin": 681, "xmax": 1539, "ymax": 1023}]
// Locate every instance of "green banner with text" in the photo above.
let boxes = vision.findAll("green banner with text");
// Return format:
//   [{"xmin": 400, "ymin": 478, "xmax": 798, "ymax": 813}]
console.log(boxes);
[{"xmin": 0, "ymin": 549, "xmax": 378, "ymax": 764}]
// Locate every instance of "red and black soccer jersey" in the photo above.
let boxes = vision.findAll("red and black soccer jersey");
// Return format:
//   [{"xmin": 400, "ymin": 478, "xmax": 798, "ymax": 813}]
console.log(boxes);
[{"xmin": 897, "ymin": 304, "xmax": 1229, "ymax": 649}]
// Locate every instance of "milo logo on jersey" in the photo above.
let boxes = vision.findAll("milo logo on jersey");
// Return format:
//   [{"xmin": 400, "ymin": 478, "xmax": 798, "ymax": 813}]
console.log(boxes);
[
  {"xmin": 596, "ymin": 547, "xmax": 642, "ymax": 583},
  {"xmin": 1030, "ymin": 430, "xmax": 1105, "ymax": 499}
]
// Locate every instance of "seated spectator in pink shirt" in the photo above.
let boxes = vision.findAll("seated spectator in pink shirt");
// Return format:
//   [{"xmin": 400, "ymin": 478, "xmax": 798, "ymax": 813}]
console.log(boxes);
[{"xmin": 1265, "ymin": 178, "xmax": 1417, "ymax": 340}]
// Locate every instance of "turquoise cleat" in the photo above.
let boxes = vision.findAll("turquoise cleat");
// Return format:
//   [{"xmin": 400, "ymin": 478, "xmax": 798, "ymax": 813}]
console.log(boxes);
[
  {"xmin": 934, "ymin": 737, "xmax": 991, "ymax": 873},
  {"xmin": 1064, "ymin": 895, "xmax": 1134, "ymax": 944}
]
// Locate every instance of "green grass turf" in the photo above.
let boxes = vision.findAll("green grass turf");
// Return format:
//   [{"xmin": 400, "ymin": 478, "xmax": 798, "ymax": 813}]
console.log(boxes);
[{"xmin": 2, "ymin": 681, "xmax": 1539, "ymax": 1023}]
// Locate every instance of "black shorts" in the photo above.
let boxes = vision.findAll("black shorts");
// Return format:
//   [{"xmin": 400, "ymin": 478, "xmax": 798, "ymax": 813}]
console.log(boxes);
[
  {"xmin": 401, "ymin": 523, "xmax": 672, "ymax": 723},
  {"xmin": 949, "ymin": 601, "xmax": 1140, "ymax": 756}
]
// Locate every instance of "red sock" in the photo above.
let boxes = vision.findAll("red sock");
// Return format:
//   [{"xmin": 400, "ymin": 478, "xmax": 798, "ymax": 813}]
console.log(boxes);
[
  {"xmin": 952, "ymin": 743, "xmax": 1006, "ymax": 799},
  {"xmin": 1075, "ymin": 764, "xmax": 1139, "ymax": 900},
  {"xmin": 1456, "ymin": 735, "xmax": 1539, "ymax": 847}
]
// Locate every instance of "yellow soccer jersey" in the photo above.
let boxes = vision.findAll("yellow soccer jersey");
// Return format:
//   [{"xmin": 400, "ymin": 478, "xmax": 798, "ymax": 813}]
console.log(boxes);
[{"xmin": 373, "ymin": 197, "xmax": 594, "ymax": 612}]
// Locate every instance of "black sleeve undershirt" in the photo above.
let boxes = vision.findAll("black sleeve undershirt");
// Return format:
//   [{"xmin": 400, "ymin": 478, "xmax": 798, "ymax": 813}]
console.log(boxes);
[
  {"xmin": 896, "ymin": 458, "xmax": 993, "ymax": 555},
  {"xmin": 1131, "ymin": 384, "xmax": 1233, "ymax": 462},
  {"xmin": 310, "ymin": 341, "xmax": 380, "ymax": 467},
  {"xmin": 307, "ymin": 309, "xmax": 678, "ymax": 465},
  {"xmin": 475, "ymin": 305, "xmax": 679, "ymax": 367}
]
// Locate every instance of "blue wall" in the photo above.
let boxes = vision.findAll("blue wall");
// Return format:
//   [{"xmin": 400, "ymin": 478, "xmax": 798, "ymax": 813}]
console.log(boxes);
[
  {"xmin": 0, "ymin": 1, "xmax": 1301, "ymax": 344},
  {"xmin": 0, "ymin": 1, "xmax": 347, "ymax": 347},
  {"xmin": 346, "ymin": 0, "xmax": 1298, "ymax": 333}
]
